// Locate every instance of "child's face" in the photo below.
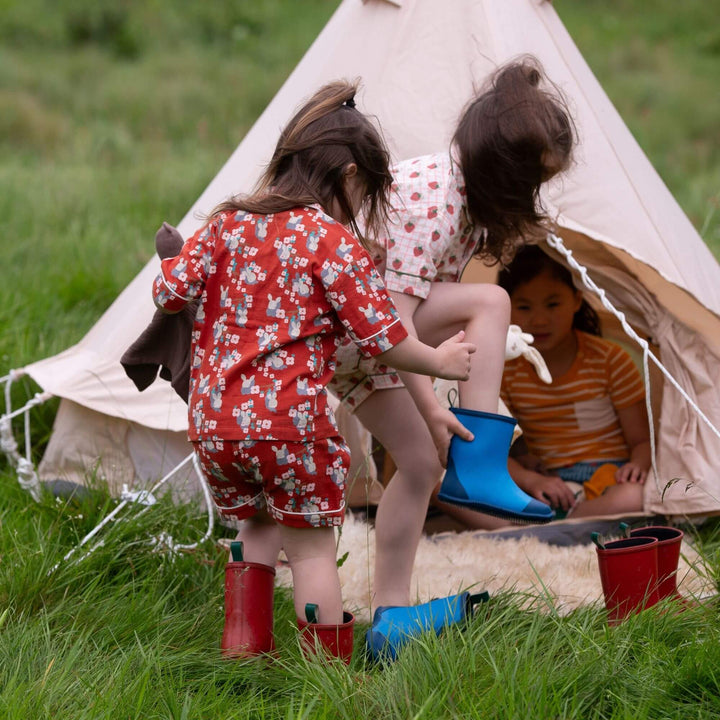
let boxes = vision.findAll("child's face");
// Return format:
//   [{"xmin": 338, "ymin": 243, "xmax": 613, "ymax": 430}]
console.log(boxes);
[{"xmin": 509, "ymin": 270, "xmax": 582, "ymax": 352}]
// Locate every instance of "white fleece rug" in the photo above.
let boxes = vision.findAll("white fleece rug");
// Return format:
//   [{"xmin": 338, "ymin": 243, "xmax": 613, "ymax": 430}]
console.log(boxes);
[{"xmin": 276, "ymin": 512, "xmax": 714, "ymax": 622}]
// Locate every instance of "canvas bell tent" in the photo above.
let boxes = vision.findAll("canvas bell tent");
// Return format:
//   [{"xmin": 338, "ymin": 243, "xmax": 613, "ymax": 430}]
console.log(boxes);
[{"xmin": 4, "ymin": 0, "xmax": 720, "ymax": 518}]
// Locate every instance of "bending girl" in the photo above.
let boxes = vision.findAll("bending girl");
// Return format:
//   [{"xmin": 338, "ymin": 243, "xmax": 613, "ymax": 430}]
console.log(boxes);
[{"xmin": 328, "ymin": 58, "xmax": 577, "ymax": 658}]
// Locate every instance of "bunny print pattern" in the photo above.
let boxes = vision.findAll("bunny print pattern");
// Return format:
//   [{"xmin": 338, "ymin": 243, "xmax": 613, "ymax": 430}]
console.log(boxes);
[{"xmin": 154, "ymin": 206, "xmax": 408, "ymax": 442}]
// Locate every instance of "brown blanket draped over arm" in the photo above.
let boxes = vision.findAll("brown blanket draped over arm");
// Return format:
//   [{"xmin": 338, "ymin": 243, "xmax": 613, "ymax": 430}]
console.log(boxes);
[{"xmin": 120, "ymin": 222, "xmax": 196, "ymax": 403}]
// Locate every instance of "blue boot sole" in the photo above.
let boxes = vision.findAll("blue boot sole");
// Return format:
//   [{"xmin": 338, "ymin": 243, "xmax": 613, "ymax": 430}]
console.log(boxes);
[{"xmin": 436, "ymin": 489, "xmax": 554, "ymax": 524}]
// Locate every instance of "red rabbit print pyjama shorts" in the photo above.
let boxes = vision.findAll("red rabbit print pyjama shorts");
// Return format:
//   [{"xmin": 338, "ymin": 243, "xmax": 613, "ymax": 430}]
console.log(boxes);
[{"xmin": 193, "ymin": 436, "xmax": 350, "ymax": 528}]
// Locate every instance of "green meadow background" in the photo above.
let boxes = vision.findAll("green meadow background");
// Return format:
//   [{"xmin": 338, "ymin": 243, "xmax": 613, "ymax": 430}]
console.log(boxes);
[{"xmin": 2, "ymin": 1, "xmax": 720, "ymax": 718}]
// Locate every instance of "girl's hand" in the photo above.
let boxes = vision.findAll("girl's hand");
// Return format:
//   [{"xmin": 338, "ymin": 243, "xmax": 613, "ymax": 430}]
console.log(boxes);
[
  {"xmin": 526, "ymin": 474, "xmax": 577, "ymax": 512},
  {"xmin": 425, "ymin": 405, "xmax": 474, "ymax": 468},
  {"xmin": 508, "ymin": 457, "xmax": 576, "ymax": 511},
  {"xmin": 615, "ymin": 462, "xmax": 647, "ymax": 484},
  {"xmin": 434, "ymin": 330, "xmax": 476, "ymax": 381}
]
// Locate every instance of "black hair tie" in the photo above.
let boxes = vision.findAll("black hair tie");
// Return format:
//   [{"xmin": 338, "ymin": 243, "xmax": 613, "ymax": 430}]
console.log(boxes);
[{"xmin": 344, "ymin": 97, "xmax": 356, "ymax": 109}]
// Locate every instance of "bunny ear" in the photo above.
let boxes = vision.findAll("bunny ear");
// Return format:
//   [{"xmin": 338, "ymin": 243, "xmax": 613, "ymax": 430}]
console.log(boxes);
[
  {"xmin": 155, "ymin": 222, "xmax": 184, "ymax": 259},
  {"xmin": 523, "ymin": 347, "xmax": 553, "ymax": 384}
]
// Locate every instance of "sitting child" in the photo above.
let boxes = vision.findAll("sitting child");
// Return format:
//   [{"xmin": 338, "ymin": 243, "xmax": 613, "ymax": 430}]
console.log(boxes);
[{"xmin": 497, "ymin": 244, "xmax": 651, "ymax": 519}]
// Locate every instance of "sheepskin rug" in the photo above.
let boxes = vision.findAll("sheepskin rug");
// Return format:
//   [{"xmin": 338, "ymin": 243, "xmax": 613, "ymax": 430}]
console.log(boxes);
[{"xmin": 275, "ymin": 512, "xmax": 714, "ymax": 622}]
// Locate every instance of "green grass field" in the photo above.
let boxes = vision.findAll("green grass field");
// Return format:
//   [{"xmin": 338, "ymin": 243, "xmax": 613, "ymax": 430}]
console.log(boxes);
[{"xmin": 2, "ymin": 1, "xmax": 720, "ymax": 717}]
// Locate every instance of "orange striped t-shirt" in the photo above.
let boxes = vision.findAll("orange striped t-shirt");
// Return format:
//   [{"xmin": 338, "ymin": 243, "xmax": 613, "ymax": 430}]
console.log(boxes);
[{"xmin": 500, "ymin": 331, "xmax": 645, "ymax": 470}]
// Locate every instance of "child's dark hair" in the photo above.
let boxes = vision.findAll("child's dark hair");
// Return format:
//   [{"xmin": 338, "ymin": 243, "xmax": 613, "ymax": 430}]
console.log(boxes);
[
  {"xmin": 497, "ymin": 244, "xmax": 601, "ymax": 336},
  {"xmin": 212, "ymin": 80, "xmax": 393, "ymax": 247},
  {"xmin": 453, "ymin": 56, "xmax": 576, "ymax": 264}
]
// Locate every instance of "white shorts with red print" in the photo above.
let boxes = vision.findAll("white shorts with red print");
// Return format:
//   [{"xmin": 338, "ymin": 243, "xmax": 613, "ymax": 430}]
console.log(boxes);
[{"xmin": 327, "ymin": 336, "xmax": 404, "ymax": 410}]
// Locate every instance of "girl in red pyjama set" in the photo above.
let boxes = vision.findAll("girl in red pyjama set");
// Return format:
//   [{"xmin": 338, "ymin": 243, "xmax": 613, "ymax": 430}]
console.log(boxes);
[
  {"xmin": 154, "ymin": 204, "xmax": 408, "ymax": 527},
  {"xmin": 152, "ymin": 80, "xmax": 476, "ymax": 635}
]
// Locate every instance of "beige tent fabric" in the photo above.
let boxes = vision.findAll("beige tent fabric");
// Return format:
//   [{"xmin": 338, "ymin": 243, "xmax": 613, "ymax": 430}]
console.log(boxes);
[
  {"xmin": 18, "ymin": 0, "xmax": 720, "ymax": 516},
  {"xmin": 37, "ymin": 401, "xmax": 198, "ymax": 499}
]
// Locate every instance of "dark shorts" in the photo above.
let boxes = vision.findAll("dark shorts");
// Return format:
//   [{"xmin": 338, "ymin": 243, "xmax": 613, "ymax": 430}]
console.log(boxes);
[{"xmin": 555, "ymin": 460, "xmax": 625, "ymax": 484}]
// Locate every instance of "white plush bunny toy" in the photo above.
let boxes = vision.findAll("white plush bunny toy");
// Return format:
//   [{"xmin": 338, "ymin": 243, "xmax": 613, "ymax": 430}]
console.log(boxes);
[{"xmin": 504, "ymin": 324, "xmax": 552, "ymax": 384}]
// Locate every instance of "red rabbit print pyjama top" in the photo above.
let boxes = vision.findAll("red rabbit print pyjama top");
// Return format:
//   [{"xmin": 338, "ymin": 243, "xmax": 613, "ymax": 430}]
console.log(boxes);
[{"xmin": 153, "ymin": 205, "xmax": 408, "ymax": 443}]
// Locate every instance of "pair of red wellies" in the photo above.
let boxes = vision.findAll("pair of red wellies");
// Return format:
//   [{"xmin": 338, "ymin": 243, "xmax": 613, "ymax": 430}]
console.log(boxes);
[
  {"xmin": 595, "ymin": 524, "xmax": 690, "ymax": 624},
  {"xmin": 220, "ymin": 541, "xmax": 354, "ymax": 663}
]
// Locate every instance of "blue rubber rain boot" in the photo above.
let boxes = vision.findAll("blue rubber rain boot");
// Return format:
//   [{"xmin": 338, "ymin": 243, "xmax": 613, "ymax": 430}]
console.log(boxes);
[
  {"xmin": 437, "ymin": 408, "xmax": 553, "ymax": 523},
  {"xmin": 366, "ymin": 591, "xmax": 489, "ymax": 663}
]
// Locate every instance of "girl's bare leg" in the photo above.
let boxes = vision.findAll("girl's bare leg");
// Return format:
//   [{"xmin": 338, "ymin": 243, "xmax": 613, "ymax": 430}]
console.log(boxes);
[
  {"xmin": 569, "ymin": 482, "xmax": 644, "ymax": 518},
  {"xmin": 355, "ymin": 388, "xmax": 444, "ymax": 608},
  {"xmin": 429, "ymin": 486, "xmax": 514, "ymax": 530},
  {"xmin": 279, "ymin": 525, "xmax": 343, "ymax": 624},
  {"xmin": 353, "ymin": 283, "xmax": 511, "ymax": 607},
  {"xmin": 233, "ymin": 510, "xmax": 283, "ymax": 567},
  {"xmin": 413, "ymin": 282, "xmax": 510, "ymax": 412}
]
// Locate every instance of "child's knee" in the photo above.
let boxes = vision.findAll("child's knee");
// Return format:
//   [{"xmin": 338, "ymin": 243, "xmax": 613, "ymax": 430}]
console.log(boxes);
[
  {"xmin": 469, "ymin": 284, "xmax": 510, "ymax": 321},
  {"xmin": 607, "ymin": 481, "xmax": 644, "ymax": 511},
  {"xmin": 396, "ymin": 449, "xmax": 443, "ymax": 487}
]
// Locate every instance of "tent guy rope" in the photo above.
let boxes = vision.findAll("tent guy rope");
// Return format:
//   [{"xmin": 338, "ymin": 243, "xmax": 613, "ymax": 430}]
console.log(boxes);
[
  {"xmin": 1, "ymin": 370, "xmax": 216, "ymax": 564},
  {"xmin": 1, "ymin": 369, "xmax": 51, "ymax": 501},
  {"xmin": 547, "ymin": 233, "xmax": 720, "ymax": 502}
]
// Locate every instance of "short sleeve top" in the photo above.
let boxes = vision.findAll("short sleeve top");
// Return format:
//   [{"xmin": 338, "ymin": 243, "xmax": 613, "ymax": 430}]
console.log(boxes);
[
  {"xmin": 369, "ymin": 151, "xmax": 485, "ymax": 298},
  {"xmin": 501, "ymin": 331, "xmax": 646, "ymax": 469},
  {"xmin": 153, "ymin": 206, "xmax": 408, "ymax": 441}
]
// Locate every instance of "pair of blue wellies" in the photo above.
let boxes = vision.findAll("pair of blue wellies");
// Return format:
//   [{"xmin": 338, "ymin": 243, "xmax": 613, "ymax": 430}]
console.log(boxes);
[{"xmin": 367, "ymin": 408, "xmax": 553, "ymax": 662}]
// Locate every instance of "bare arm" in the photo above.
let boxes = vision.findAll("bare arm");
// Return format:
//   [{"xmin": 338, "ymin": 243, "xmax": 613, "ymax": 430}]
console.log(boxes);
[
  {"xmin": 376, "ymin": 331, "xmax": 475, "ymax": 382},
  {"xmin": 615, "ymin": 400, "xmax": 651, "ymax": 483}
]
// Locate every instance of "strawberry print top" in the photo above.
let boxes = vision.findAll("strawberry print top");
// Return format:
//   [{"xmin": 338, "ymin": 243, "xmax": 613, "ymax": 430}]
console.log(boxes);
[
  {"xmin": 368, "ymin": 151, "xmax": 485, "ymax": 298},
  {"xmin": 153, "ymin": 206, "xmax": 408, "ymax": 441}
]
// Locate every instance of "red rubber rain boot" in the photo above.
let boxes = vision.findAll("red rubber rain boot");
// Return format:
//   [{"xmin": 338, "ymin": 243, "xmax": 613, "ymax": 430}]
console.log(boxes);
[
  {"xmin": 221, "ymin": 541, "xmax": 276, "ymax": 658},
  {"xmin": 297, "ymin": 603, "xmax": 355, "ymax": 664},
  {"xmin": 630, "ymin": 526, "xmax": 685, "ymax": 602},
  {"xmin": 595, "ymin": 536, "xmax": 660, "ymax": 625}
]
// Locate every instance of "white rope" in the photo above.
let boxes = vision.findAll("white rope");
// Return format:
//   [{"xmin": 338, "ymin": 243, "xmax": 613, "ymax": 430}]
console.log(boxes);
[
  {"xmin": 50, "ymin": 451, "xmax": 215, "ymax": 571},
  {"xmin": 51, "ymin": 455, "xmax": 195, "ymax": 570},
  {"xmin": 1, "ymin": 392, "xmax": 53, "ymax": 423},
  {"xmin": 48, "ymin": 497, "xmax": 131, "ymax": 574},
  {"xmin": 16, "ymin": 458, "xmax": 42, "ymax": 502},
  {"xmin": 0, "ymin": 370, "xmax": 49, "ymax": 502},
  {"xmin": 546, "ymin": 233, "xmax": 720, "ymax": 498},
  {"xmin": 140, "ymin": 452, "xmax": 215, "ymax": 555}
]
